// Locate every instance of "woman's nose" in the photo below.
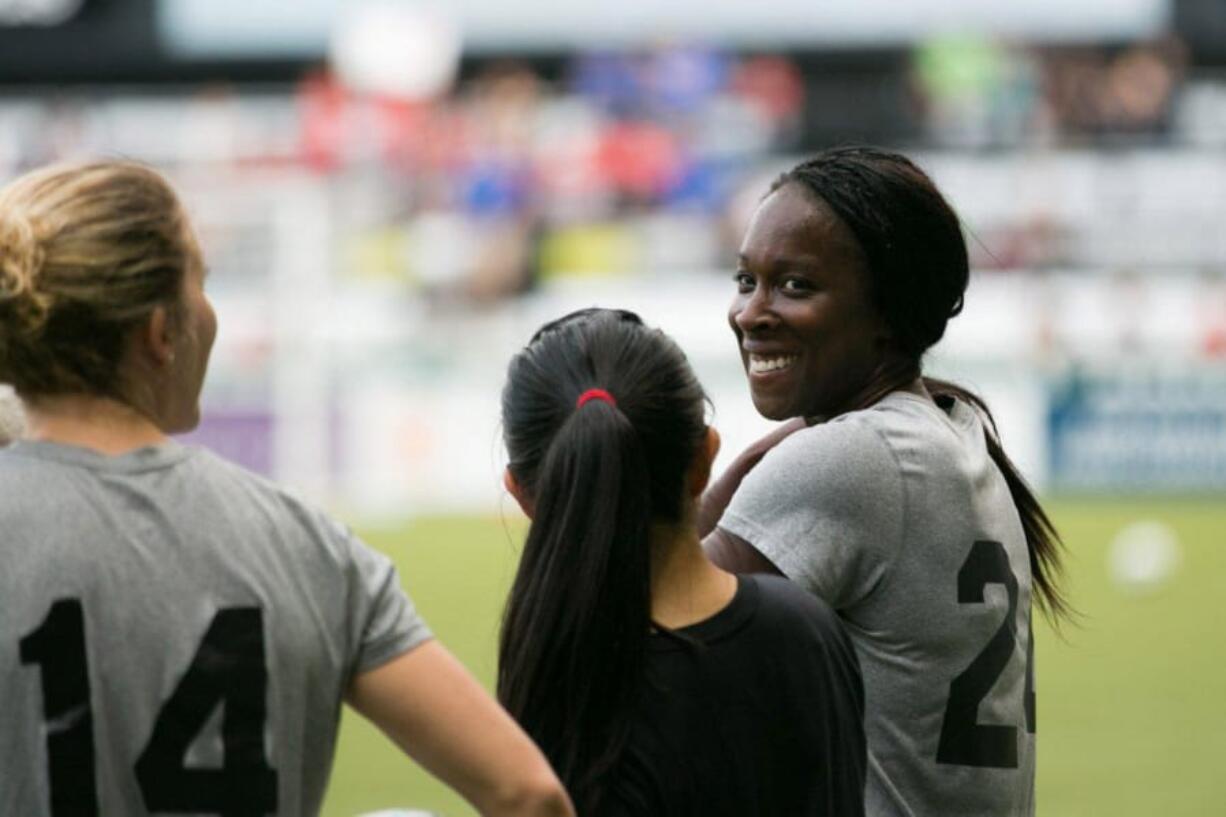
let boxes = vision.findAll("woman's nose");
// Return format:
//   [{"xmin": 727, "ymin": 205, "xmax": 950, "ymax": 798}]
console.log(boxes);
[{"xmin": 732, "ymin": 286, "xmax": 778, "ymax": 334}]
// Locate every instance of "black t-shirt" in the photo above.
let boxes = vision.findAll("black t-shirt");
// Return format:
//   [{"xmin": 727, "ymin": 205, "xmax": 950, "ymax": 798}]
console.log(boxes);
[{"xmin": 599, "ymin": 574, "xmax": 866, "ymax": 817}]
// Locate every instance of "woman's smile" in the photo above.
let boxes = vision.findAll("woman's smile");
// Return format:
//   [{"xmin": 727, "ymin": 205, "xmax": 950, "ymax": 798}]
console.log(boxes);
[{"xmin": 747, "ymin": 353, "xmax": 800, "ymax": 375}]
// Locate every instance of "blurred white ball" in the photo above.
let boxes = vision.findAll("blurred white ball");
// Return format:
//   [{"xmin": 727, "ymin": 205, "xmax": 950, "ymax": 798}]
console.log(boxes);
[
  {"xmin": 329, "ymin": 1, "xmax": 461, "ymax": 100},
  {"xmin": 1107, "ymin": 519, "xmax": 1182, "ymax": 594}
]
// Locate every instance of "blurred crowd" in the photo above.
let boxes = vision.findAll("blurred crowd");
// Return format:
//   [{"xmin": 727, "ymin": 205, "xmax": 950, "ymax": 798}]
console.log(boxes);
[
  {"xmin": 0, "ymin": 35, "xmax": 1219, "ymax": 305},
  {"xmin": 3, "ymin": 28, "xmax": 1221, "ymax": 498},
  {"xmin": 912, "ymin": 35, "xmax": 1189, "ymax": 147}
]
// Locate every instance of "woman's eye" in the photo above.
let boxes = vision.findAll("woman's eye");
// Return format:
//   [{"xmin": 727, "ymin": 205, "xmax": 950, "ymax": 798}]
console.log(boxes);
[
  {"xmin": 781, "ymin": 277, "xmax": 813, "ymax": 294},
  {"xmin": 733, "ymin": 271, "xmax": 754, "ymax": 291}
]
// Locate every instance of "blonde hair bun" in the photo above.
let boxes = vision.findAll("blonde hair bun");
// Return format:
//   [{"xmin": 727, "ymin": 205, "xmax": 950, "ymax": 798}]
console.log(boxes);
[
  {"xmin": 0, "ymin": 160, "xmax": 191, "ymax": 399},
  {"xmin": 0, "ymin": 210, "xmax": 52, "ymax": 336}
]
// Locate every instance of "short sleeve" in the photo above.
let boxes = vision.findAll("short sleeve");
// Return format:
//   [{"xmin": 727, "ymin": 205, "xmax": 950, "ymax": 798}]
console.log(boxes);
[
  {"xmin": 340, "ymin": 527, "xmax": 433, "ymax": 676},
  {"xmin": 718, "ymin": 415, "xmax": 905, "ymax": 610}
]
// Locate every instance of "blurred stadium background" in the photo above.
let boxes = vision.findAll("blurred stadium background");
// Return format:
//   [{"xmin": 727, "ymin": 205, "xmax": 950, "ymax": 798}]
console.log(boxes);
[{"xmin": 2, "ymin": 0, "xmax": 1224, "ymax": 814}]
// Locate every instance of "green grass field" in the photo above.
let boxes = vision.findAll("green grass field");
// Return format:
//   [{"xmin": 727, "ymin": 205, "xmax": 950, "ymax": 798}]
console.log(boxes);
[{"xmin": 321, "ymin": 499, "xmax": 1226, "ymax": 817}]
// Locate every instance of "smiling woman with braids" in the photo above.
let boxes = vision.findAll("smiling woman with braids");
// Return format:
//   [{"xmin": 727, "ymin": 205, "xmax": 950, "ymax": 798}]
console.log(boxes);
[
  {"xmin": 499, "ymin": 308, "xmax": 866, "ymax": 816},
  {"xmin": 702, "ymin": 146, "xmax": 1071, "ymax": 817}
]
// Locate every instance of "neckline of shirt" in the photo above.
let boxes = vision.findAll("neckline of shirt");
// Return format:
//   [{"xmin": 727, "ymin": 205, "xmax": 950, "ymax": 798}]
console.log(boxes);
[
  {"xmin": 6, "ymin": 438, "xmax": 195, "ymax": 474},
  {"xmin": 878, "ymin": 389, "xmax": 977, "ymax": 434},
  {"xmin": 648, "ymin": 574, "xmax": 761, "ymax": 651}
]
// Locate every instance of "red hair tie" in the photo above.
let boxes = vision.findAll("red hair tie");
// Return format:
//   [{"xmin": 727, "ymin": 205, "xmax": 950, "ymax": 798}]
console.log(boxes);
[{"xmin": 576, "ymin": 388, "xmax": 616, "ymax": 409}]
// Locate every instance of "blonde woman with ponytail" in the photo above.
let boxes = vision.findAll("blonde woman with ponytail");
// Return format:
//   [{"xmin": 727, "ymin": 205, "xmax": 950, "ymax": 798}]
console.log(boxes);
[{"xmin": 0, "ymin": 161, "xmax": 572, "ymax": 817}]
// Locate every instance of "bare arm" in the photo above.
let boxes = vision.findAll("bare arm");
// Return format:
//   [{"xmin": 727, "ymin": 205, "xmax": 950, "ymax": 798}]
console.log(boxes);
[
  {"xmin": 347, "ymin": 640, "xmax": 574, "ymax": 817},
  {"xmin": 697, "ymin": 417, "xmax": 807, "ymax": 537},
  {"xmin": 703, "ymin": 526, "xmax": 784, "ymax": 577}
]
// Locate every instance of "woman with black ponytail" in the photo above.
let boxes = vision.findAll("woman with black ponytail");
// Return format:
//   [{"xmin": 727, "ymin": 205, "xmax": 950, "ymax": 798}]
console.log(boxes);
[
  {"xmin": 499, "ymin": 308, "xmax": 866, "ymax": 816},
  {"xmin": 703, "ymin": 146, "xmax": 1072, "ymax": 817}
]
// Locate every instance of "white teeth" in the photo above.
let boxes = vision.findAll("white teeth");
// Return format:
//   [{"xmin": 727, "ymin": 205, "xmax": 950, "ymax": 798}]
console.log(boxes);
[{"xmin": 748, "ymin": 354, "xmax": 797, "ymax": 374}]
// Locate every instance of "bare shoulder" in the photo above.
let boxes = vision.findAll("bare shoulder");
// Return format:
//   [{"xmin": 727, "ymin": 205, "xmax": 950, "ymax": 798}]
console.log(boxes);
[{"xmin": 704, "ymin": 527, "xmax": 783, "ymax": 576}]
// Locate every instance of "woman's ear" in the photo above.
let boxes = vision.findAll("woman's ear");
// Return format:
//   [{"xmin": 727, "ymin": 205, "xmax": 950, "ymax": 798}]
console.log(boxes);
[
  {"xmin": 687, "ymin": 426, "xmax": 721, "ymax": 498},
  {"xmin": 503, "ymin": 467, "xmax": 535, "ymax": 519},
  {"xmin": 140, "ymin": 304, "xmax": 177, "ymax": 368}
]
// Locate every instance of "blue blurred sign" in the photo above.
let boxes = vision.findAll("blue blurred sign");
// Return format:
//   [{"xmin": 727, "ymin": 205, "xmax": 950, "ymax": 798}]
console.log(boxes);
[{"xmin": 1048, "ymin": 370, "xmax": 1226, "ymax": 492}]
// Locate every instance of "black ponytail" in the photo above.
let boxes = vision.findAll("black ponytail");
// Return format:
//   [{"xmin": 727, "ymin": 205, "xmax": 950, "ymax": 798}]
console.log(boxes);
[
  {"xmin": 923, "ymin": 378, "xmax": 1072, "ymax": 622},
  {"xmin": 498, "ymin": 309, "xmax": 707, "ymax": 813}
]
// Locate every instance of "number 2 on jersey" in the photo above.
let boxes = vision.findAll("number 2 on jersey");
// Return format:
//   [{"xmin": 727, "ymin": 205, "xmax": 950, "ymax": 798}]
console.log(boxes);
[
  {"xmin": 936, "ymin": 539, "xmax": 1035, "ymax": 769},
  {"xmin": 20, "ymin": 600, "xmax": 278, "ymax": 817}
]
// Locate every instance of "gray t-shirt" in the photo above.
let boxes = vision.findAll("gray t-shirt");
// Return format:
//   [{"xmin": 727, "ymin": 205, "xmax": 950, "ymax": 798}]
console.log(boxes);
[
  {"xmin": 1, "ymin": 440, "xmax": 431, "ymax": 817},
  {"xmin": 721, "ymin": 391, "xmax": 1035, "ymax": 817}
]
